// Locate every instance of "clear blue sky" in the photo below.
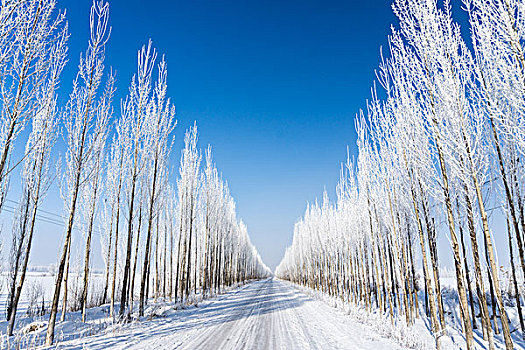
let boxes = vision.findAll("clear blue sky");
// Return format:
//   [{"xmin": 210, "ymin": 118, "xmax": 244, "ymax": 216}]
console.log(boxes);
[
  {"xmin": 88, "ymin": 0, "xmax": 397, "ymax": 271},
  {"xmin": 2, "ymin": 0, "xmax": 477, "ymax": 271}
]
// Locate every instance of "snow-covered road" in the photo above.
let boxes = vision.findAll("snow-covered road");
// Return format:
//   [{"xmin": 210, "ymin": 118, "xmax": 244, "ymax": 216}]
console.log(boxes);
[{"xmin": 61, "ymin": 278, "xmax": 406, "ymax": 349}]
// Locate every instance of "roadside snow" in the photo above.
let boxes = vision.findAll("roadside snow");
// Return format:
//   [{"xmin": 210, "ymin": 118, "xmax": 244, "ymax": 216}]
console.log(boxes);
[{"xmin": 29, "ymin": 278, "xmax": 411, "ymax": 349}]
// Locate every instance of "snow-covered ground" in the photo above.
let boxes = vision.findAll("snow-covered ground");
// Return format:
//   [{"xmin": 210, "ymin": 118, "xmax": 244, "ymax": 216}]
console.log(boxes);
[
  {"xmin": 0, "ymin": 271, "xmax": 105, "ymax": 321},
  {"xmin": 3, "ymin": 278, "xmax": 413, "ymax": 349},
  {"xmin": 290, "ymin": 269, "xmax": 525, "ymax": 350},
  {"xmin": 1, "ymin": 273, "xmax": 524, "ymax": 349}
]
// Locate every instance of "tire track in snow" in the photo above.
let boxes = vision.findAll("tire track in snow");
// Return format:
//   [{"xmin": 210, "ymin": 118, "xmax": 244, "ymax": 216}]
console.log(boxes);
[
  {"xmin": 56, "ymin": 278, "xmax": 408, "ymax": 350},
  {"xmin": 177, "ymin": 279, "xmax": 270, "ymax": 350}
]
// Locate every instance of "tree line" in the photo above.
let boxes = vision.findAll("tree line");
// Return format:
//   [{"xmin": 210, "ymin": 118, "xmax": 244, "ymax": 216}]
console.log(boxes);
[
  {"xmin": 276, "ymin": 0, "xmax": 525, "ymax": 349},
  {"xmin": 0, "ymin": 0, "xmax": 270, "ymax": 345}
]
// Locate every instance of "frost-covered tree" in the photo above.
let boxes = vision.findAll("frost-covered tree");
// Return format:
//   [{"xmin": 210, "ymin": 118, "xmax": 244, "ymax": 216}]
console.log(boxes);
[
  {"xmin": 138, "ymin": 56, "xmax": 175, "ymax": 316},
  {"xmin": 6, "ymin": 28, "xmax": 67, "ymax": 335},
  {"xmin": 79, "ymin": 72, "xmax": 114, "ymax": 322},
  {"xmin": 100, "ymin": 106, "xmax": 131, "ymax": 317},
  {"xmin": 175, "ymin": 124, "xmax": 201, "ymax": 302},
  {"xmin": 0, "ymin": 0, "xmax": 68, "ymax": 210},
  {"xmin": 46, "ymin": 1, "xmax": 111, "ymax": 345},
  {"xmin": 277, "ymin": 1, "xmax": 525, "ymax": 349},
  {"xmin": 119, "ymin": 41, "xmax": 157, "ymax": 318},
  {"xmin": 0, "ymin": 0, "xmax": 270, "ymax": 340}
]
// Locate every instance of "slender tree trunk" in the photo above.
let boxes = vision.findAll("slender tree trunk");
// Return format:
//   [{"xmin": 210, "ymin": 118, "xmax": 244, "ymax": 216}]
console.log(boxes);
[
  {"xmin": 81, "ymin": 169, "xmax": 100, "ymax": 322},
  {"xmin": 169, "ymin": 222, "xmax": 173, "ymax": 300},
  {"xmin": 130, "ymin": 205, "xmax": 143, "ymax": 313},
  {"xmin": 110, "ymin": 196, "xmax": 121, "ymax": 317},
  {"xmin": 406, "ymin": 165, "xmax": 441, "ymax": 348},
  {"xmin": 457, "ymin": 202, "xmax": 477, "ymax": 331},
  {"xmin": 46, "ymin": 193, "xmax": 75, "ymax": 345},
  {"xmin": 463, "ymin": 184, "xmax": 493, "ymax": 346},
  {"xmin": 485, "ymin": 232, "xmax": 499, "ymax": 335},
  {"xmin": 385, "ymin": 180, "xmax": 409, "ymax": 323},
  {"xmin": 462, "ymin": 128, "xmax": 513, "ymax": 348},
  {"xmin": 374, "ymin": 205, "xmax": 394, "ymax": 320},
  {"xmin": 7, "ymin": 185, "xmax": 41, "ymax": 335},
  {"xmin": 507, "ymin": 216, "xmax": 525, "ymax": 337},
  {"xmin": 434, "ymin": 134, "xmax": 473, "ymax": 349},
  {"xmin": 109, "ymin": 171, "xmax": 124, "ymax": 317},
  {"xmin": 120, "ymin": 173, "xmax": 138, "ymax": 318},
  {"xmin": 366, "ymin": 192, "xmax": 383, "ymax": 313},
  {"xmin": 420, "ymin": 184, "xmax": 446, "ymax": 329},
  {"xmin": 185, "ymin": 193, "xmax": 195, "ymax": 300},
  {"xmin": 102, "ymin": 208, "xmax": 114, "ymax": 305},
  {"xmin": 6, "ymin": 191, "xmax": 31, "ymax": 334},
  {"xmin": 406, "ymin": 224, "xmax": 419, "ymax": 318},
  {"xmin": 139, "ymin": 159, "xmax": 159, "ymax": 315},
  {"xmin": 163, "ymin": 219, "xmax": 167, "ymax": 298},
  {"xmin": 60, "ymin": 235, "xmax": 72, "ymax": 322},
  {"xmin": 155, "ymin": 217, "xmax": 160, "ymax": 301}
]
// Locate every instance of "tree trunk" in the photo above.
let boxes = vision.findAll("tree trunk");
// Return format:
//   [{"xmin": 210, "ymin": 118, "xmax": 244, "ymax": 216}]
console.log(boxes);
[
  {"xmin": 485, "ymin": 232, "xmax": 499, "ymax": 335},
  {"xmin": 434, "ymin": 135, "xmax": 473, "ymax": 349},
  {"xmin": 406, "ymin": 165, "xmax": 441, "ymax": 348},
  {"xmin": 462, "ymin": 126, "xmax": 513, "ymax": 348},
  {"xmin": 6, "ymin": 191, "xmax": 31, "ymax": 335},
  {"xmin": 385, "ymin": 180, "xmax": 409, "ymax": 323},
  {"xmin": 130, "ymin": 204, "xmax": 143, "ymax": 313},
  {"xmin": 7, "ymin": 184, "xmax": 41, "ymax": 335},
  {"xmin": 163, "ymin": 219, "xmax": 167, "ymax": 298},
  {"xmin": 420, "ymin": 186, "xmax": 446, "ymax": 329},
  {"xmin": 120, "ymin": 151, "xmax": 140, "ymax": 318},
  {"xmin": 102, "ymin": 208, "xmax": 114, "ymax": 305},
  {"xmin": 457, "ymin": 203, "xmax": 477, "ymax": 331},
  {"xmin": 60, "ymin": 235, "xmax": 72, "ymax": 322},
  {"xmin": 507, "ymin": 216, "xmax": 525, "ymax": 336},
  {"xmin": 46, "ymin": 188, "xmax": 77, "ymax": 345},
  {"xmin": 185, "ymin": 192, "xmax": 195, "ymax": 300},
  {"xmin": 463, "ymin": 185, "xmax": 493, "ymax": 346},
  {"xmin": 155, "ymin": 217, "xmax": 160, "ymax": 301},
  {"xmin": 140, "ymin": 160, "xmax": 159, "ymax": 315},
  {"xmin": 81, "ymin": 171, "xmax": 100, "ymax": 322}
]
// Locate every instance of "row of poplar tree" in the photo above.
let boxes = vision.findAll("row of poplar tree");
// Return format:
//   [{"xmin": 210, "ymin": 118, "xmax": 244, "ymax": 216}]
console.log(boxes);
[
  {"xmin": 0, "ymin": 0, "xmax": 270, "ymax": 346},
  {"xmin": 276, "ymin": 0, "xmax": 525, "ymax": 349}
]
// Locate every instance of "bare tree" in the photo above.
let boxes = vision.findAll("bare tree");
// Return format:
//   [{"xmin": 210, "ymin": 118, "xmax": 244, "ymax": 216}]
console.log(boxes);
[
  {"xmin": 138, "ymin": 55, "xmax": 175, "ymax": 315},
  {"xmin": 0, "ymin": 0, "xmax": 67, "ymax": 210},
  {"xmin": 46, "ymin": 1, "xmax": 111, "ymax": 345},
  {"xmin": 6, "ymin": 26, "xmax": 67, "ymax": 335},
  {"xmin": 80, "ymin": 72, "xmax": 114, "ymax": 322},
  {"xmin": 119, "ymin": 41, "xmax": 156, "ymax": 318}
]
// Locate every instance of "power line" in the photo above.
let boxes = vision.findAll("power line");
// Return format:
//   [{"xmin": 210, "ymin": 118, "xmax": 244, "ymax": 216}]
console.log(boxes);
[
  {"xmin": 6, "ymin": 198, "xmax": 65, "ymax": 221},
  {"xmin": 1, "ymin": 201, "xmax": 104, "ymax": 237}
]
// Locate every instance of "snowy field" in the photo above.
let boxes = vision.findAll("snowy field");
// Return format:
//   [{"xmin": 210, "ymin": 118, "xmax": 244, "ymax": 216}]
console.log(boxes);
[
  {"xmin": 0, "ymin": 270, "xmax": 106, "ymax": 319},
  {"xmin": 0, "ymin": 270, "xmax": 108, "ymax": 349}
]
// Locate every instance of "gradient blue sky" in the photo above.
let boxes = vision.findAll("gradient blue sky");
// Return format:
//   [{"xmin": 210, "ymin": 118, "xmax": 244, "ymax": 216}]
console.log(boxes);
[
  {"xmin": 96, "ymin": 0, "xmax": 396, "ymax": 271},
  {"xmin": 1, "ymin": 0, "xmax": 479, "ymax": 271}
]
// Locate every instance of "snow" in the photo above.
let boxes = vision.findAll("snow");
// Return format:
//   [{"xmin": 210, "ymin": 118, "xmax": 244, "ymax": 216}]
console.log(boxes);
[
  {"xmin": 0, "ymin": 271, "xmax": 105, "ymax": 320},
  {"xmin": 279, "ymin": 271, "xmax": 525, "ymax": 350},
  {"xmin": 2, "ymin": 273, "xmax": 524, "ymax": 348},
  {"xmin": 2, "ymin": 278, "xmax": 412, "ymax": 349}
]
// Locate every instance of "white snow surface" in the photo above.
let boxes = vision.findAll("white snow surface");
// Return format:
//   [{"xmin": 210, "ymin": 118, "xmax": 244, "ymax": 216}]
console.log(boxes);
[{"xmin": 43, "ymin": 278, "xmax": 408, "ymax": 349}]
